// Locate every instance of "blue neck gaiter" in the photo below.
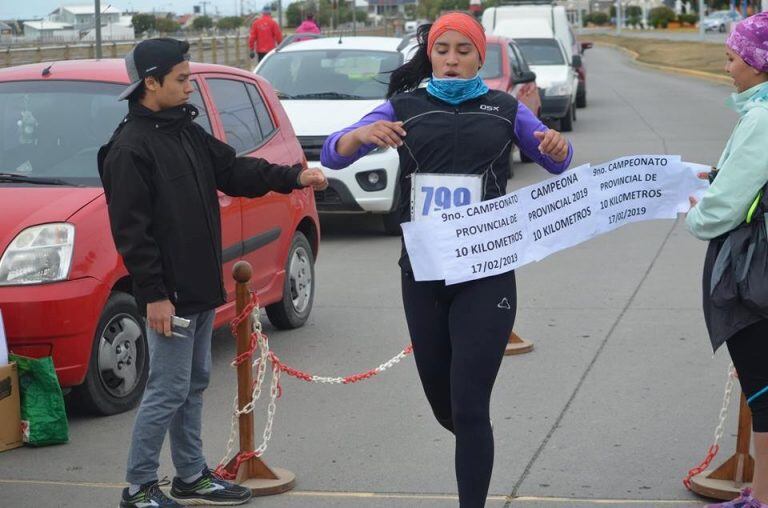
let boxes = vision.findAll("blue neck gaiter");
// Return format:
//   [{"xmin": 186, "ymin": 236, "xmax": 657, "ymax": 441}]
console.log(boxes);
[{"xmin": 426, "ymin": 73, "xmax": 489, "ymax": 106}]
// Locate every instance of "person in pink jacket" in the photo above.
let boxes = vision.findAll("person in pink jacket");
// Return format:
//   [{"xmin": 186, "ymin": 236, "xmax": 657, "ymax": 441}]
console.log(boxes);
[{"xmin": 295, "ymin": 14, "xmax": 321, "ymax": 36}]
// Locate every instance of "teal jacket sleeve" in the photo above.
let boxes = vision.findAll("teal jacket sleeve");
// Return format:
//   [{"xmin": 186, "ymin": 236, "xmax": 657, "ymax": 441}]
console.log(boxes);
[{"xmin": 686, "ymin": 107, "xmax": 768, "ymax": 240}]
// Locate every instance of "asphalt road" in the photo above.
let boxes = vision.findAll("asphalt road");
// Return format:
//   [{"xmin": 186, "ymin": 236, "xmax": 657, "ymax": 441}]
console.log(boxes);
[{"xmin": 0, "ymin": 45, "xmax": 744, "ymax": 507}]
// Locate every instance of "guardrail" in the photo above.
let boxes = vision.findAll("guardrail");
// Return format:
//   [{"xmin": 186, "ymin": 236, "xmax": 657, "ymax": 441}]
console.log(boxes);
[
  {"xmin": 2, "ymin": 36, "xmax": 250, "ymax": 70},
  {"xmin": 0, "ymin": 27, "xmax": 387, "ymax": 70}
]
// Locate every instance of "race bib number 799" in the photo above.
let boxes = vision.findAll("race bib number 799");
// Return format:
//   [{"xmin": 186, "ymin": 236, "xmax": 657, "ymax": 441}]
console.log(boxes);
[{"xmin": 410, "ymin": 174, "xmax": 483, "ymax": 221}]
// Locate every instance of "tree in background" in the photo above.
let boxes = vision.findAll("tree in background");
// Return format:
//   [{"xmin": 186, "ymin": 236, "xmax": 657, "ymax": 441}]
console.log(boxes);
[
  {"xmin": 282, "ymin": 0, "xmax": 367, "ymax": 30},
  {"xmin": 648, "ymin": 6, "xmax": 675, "ymax": 27},
  {"xmin": 418, "ymin": 0, "xmax": 469, "ymax": 21},
  {"xmin": 155, "ymin": 17, "xmax": 180, "ymax": 33},
  {"xmin": 217, "ymin": 16, "xmax": 244, "ymax": 30},
  {"xmin": 132, "ymin": 13, "xmax": 155, "ymax": 36},
  {"xmin": 192, "ymin": 15, "xmax": 214, "ymax": 30},
  {"xmin": 583, "ymin": 11, "xmax": 609, "ymax": 25},
  {"xmin": 286, "ymin": 2, "xmax": 304, "ymax": 27}
]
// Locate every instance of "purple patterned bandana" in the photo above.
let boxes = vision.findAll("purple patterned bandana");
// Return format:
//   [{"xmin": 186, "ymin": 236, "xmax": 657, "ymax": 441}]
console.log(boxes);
[{"xmin": 727, "ymin": 12, "xmax": 768, "ymax": 73}]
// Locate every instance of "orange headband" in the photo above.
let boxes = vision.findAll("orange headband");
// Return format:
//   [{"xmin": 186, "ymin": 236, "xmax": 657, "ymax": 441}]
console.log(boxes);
[{"xmin": 427, "ymin": 12, "xmax": 487, "ymax": 64}]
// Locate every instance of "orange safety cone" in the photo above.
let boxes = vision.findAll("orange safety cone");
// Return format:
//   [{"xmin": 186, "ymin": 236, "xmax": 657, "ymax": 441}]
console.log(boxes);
[{"xmin": 505, "ymin": 330, "xmax": 534, "ymax": 356}]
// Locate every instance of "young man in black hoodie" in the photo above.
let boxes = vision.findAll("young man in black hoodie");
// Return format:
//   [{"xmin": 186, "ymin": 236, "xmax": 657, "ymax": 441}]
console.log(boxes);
[{"xmin": 98, "ymin": 38, "xmax": 327, "ymax": 508}]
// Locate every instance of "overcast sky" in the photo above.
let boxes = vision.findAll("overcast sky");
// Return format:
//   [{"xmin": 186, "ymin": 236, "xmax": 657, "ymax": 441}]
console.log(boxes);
[{"xmin": 0, "ymin": 0, "xmax": 271, "ymax": 19}]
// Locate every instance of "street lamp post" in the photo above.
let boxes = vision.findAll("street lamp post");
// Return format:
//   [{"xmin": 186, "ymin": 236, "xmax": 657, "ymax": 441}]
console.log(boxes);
[
  {"xmin": 616, "ymin": 0, "xmax": 622, "ymax": 34},
  {"xmin": 699, "ymin": 0, "xmax": 705, "ymax": 39},
  {"xmin": 95, "ymin": 0, "xmax": 103, "ymax": 58}
]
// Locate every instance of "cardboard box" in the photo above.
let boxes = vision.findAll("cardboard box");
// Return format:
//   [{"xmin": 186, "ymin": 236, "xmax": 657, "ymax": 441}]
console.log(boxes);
[{"xmin": 0, "ymin": 362, "xmax": 22, "ymax": 452}]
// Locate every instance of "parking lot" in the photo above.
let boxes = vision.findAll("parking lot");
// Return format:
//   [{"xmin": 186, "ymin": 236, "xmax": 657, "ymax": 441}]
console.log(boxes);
[{"xmin": 0, "ymin": 42, "xmax": 745, "ymax": 508}]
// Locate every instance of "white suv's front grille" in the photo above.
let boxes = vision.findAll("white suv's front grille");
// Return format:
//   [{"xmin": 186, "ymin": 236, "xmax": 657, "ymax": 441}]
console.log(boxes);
[{"xmin": 297, "ymin": 136, "xmax": 328, "ymax": 162}]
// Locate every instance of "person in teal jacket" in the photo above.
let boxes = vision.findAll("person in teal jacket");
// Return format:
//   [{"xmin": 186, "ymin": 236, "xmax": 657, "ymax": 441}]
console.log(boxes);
[{"xmin": 686, "ymin": 12, "xmax": 768, "ymax": 508}]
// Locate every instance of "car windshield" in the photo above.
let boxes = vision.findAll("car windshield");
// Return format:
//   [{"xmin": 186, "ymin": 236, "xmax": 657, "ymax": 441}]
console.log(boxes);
[
  {"xmin": 0, "ymin": 80, "xmax": 127, "ymax": 186},
  {"xmin": 479, "ymin": 44, "xmax": 502, "ymax": 80},
  {"xmin": 257, "ymin": 49, "xmax": 402, "ymax": 99},
  {"xmin": 516, "ymin": 39, "xmax": 565, "ymax": 66}
]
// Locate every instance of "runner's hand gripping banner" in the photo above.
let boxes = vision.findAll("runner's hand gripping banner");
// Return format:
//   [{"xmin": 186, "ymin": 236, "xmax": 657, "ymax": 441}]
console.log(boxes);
[{"xmin": 402, "ymin": 155, "xmax": 710, "ymax": 284}]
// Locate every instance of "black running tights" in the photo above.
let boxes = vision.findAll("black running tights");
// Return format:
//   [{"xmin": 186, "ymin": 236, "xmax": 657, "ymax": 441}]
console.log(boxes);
[{"xmin": 401, "ymin": 269, "xmax": 517, "ymax": 508}]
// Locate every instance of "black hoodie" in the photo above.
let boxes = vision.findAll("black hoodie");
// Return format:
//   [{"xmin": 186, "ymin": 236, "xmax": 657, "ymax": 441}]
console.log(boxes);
[{"xmin": 98, "ymin": 102, "xmax": 304, "ymax": 316}]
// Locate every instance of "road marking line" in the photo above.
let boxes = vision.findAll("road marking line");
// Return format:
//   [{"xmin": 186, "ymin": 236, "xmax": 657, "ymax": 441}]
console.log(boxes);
[
  {"xmin": 0, "ymin": 478, "xmax": 698, "ymax": 504},
  {"xmin": 0, "ymin": 478, "xmax": 125, "ymax": 489}
]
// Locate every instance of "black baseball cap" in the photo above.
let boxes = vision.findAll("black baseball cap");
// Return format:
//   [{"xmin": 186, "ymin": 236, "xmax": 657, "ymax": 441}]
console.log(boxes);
[{"xmin": 118, "ymin": 38, "xmax": 191, "ymax": 101}]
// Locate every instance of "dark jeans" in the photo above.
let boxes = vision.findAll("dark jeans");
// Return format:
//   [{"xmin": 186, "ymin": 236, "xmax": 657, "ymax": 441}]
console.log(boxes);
[{"xmin": 126, "ymin": 310, "xmax": 215, "ymax": 484}]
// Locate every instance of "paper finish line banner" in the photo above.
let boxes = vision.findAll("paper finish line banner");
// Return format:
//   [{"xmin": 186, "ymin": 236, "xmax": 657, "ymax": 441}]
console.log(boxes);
[{"xmin": 402, "ymin": 155, "xmax": 705, "ymax": 284}]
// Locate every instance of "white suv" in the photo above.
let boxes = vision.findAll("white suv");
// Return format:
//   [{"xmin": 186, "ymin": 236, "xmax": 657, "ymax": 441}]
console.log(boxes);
[{"xmin": 256, "ymin": 37, "xmax": 411, "ymax": 234}]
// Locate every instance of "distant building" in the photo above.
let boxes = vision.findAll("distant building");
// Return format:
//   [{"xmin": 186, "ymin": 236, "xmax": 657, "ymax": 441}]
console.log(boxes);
[
  {"xmin": 23, "ymin": 4, "xmax": 130, "ymax": 41},
  {"xmin": 81, "ymin": 23, "xmax": 134, "ymax": 40},
  {"xmin": 0, "ymin": 21, "xmax": 12, "ymax": 42},
  {"xmin": 177, "ymin": 14, "xmax": 195, "ymax": 29},
  {"xmin": 48, "ymin": 4, "xmax": 122, "ymax": 31},
  {"xmin": 366, "ymin": 0, "xmax": 415, "ymax": 21},
  {"xmin": 23, "ymin": 20, "xmax": 75, "ymax": 40}
]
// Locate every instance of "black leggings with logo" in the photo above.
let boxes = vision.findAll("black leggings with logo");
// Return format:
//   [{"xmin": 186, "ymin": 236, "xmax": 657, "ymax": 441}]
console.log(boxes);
[
  {"xmin": 726, "ymin": 319, "xmax": 768, "ymax": 432},
  {"xmin": 401, "ymin": 269, "xmax": 517, "ymax": 508}
]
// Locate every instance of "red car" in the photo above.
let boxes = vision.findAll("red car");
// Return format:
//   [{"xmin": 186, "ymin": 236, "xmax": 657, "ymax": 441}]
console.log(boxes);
[
  {"xmin": 481, "ymin": 34, "xmax": 542, "ymax": 164},
  {"xmin": 0, "ymin": 60, "xmax": 320, "ymax": 415},
  {"xmin": 481, "ymin": 34, "xmax": 542, "ymax": 118}
]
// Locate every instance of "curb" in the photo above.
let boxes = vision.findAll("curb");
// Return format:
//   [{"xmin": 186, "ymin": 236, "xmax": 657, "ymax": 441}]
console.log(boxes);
[{"xmin": 593, "ymin": 40, "xmax": 732, "ymax": 86}]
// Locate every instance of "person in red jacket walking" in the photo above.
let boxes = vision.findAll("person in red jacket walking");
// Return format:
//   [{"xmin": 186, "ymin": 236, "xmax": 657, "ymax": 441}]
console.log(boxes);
[{"xmin": 249, "ymin": 7, "xmax": 282, "ymax": 61}]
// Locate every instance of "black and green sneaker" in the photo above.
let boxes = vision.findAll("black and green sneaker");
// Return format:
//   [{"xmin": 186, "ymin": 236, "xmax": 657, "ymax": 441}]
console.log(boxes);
[
  {"xmin": 120, "ymin": 479, "xmax": 181, "ymax": 508},
  {"xmin": 170, "ymin": 468, "xmax": 252, "ymax": 505}
]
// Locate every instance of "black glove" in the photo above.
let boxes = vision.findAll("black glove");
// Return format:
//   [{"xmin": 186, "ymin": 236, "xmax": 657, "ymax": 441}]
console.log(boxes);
[{"xmin": 249, "ymin": 51, "xmax": 256, "ymax": 59}]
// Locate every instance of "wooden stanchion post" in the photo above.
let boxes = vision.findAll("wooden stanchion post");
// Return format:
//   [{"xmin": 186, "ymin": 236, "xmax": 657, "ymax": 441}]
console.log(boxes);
[
  {"xmin": 226, "ymin": 261, "xmax": 296, "ymax": 496},
  {"xmin": 690, "ymin": 394, "xmax": 755, "ymax": 500},
  {"xmin": 235, "ymin": 35, "xmax": 241, "ymax": 68},
  {"xmin": 505, "ymin": 330, "xmax": 534, "ymax": 356}
]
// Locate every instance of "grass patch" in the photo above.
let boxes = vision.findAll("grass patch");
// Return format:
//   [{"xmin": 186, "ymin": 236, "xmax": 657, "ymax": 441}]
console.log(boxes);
[{"xmin": 583, "ymin": 34, "xmax": 729, "ymax": 77}]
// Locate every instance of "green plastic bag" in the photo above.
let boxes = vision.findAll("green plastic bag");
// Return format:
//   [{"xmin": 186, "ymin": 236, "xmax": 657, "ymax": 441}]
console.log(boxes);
[{"xmin": 9, "ymin": 354, "xmax": 68, "ymax": 446}]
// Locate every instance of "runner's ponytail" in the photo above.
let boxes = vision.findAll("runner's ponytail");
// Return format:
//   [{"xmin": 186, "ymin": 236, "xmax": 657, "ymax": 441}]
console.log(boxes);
[{"xmin": 387, "ymin": 23, "xmax": 432, "ymax": 98}]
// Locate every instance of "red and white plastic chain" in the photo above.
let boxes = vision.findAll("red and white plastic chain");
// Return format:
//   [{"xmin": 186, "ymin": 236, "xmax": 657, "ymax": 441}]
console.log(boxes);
[
  {"xmin": 268, "ymin": 344, "xmax": 414, "ymax": 385},
  {"xmin": 215, "ymin": 299, "xmax": 279, "ymax": 480},
  {"xmin": 683, "ymin": 363, "xmax": 737, "ymax": 489},
  {"xmin": 214, "ymin": 291, "xmax": 413, "ymax": 479}
]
